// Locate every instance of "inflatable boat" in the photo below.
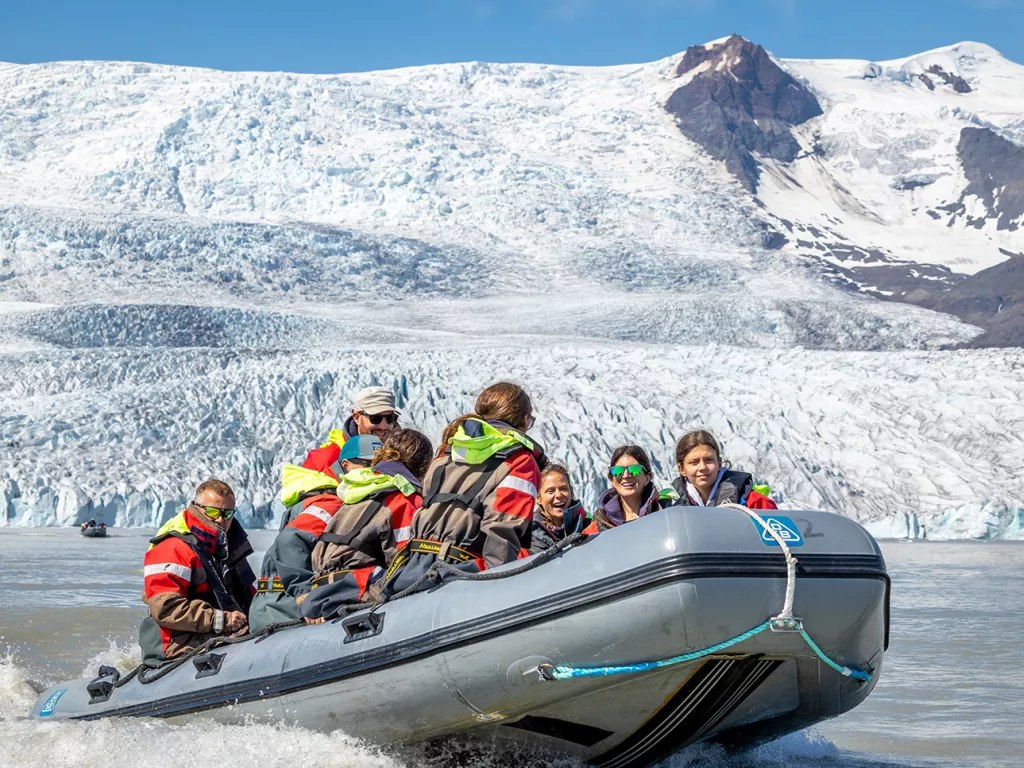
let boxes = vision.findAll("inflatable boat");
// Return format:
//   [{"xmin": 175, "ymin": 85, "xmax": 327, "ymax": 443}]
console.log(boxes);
[
  {"xmin": 79, "ymin": 526, "xmax": 107, "ymax": 538},
  {"xmin": 33, "ymin": 506, "xmax": 889, "ymax": 766}
]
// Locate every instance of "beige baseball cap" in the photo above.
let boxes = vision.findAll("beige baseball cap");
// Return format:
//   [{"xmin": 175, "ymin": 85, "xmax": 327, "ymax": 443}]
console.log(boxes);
[{"xmin": 353, "ymin": 386, "xmax": 400, "ymax": 416}]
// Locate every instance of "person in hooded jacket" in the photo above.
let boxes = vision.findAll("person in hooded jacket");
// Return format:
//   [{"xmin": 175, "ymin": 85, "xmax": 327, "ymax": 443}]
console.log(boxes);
[
  {"xmin": 384, "ymin": 382, "xmax": 543, "ymax": 595},
  {"xmin": 248, "ymin": 462, "xmax": 345, "ymax": 631},
  {"xmin": 277, "ymin": 435, "xmax": 381, "ymax": 531},
  {"xmin": 584, "ymin": 445, "xmax": 664, "ymax": 534},
  {"xmin": 301, "ymin": 428, "xmax": 434, "ymax": 622},
  {"xmin": 140, "ymin": 479, "xmax": 256, "ymax": 667},
  {"xmin": 301, "ymin": 387, "xmax": 400, "ymax": 480},
  {"xmin": 529, "ymin": 463, "xmax": 589, "ymax": 554},
  {"xmin": 661, "ymin": 430, "xmax": 777, "ymax": 510}
]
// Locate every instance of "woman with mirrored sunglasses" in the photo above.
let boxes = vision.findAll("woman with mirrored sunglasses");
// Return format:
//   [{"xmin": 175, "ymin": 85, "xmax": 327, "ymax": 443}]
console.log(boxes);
[{"xmin": 584, "ymin": 445, "xmax": 664, "ymax": 533}]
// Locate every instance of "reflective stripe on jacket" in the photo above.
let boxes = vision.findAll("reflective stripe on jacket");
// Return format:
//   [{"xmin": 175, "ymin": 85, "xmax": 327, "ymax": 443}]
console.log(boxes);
[
  {"xmin": 384, "ymin": 419, "xmax": 541, "ymax": 596},
  {"xmin": 249, "ymin": 493, "xmax": 342, "ymax": 631},
  {"xmin": 300, "ymin": 462, "xmax": 423, "ymax": 620},
  {"xmin": 141, "ymin": 509, "xmax": 255, "ymax": 663}
]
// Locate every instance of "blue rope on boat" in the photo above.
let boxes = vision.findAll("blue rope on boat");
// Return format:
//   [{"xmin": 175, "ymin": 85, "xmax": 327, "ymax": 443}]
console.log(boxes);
[
  {"xmin": 547, "ymin": 621, "xmax": 872, "ymax": 683},
  {"xmin": 799, "ymin": 628, "xmax": 872, "ymax": 682}
]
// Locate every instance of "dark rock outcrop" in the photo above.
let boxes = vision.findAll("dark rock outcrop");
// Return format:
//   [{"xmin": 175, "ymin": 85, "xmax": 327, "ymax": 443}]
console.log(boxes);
[
  {"xmin": 665, "ymin": 35, "xmax": 823, "ymax": 192},
  {"xmin": 951, "ymin": 127, "xmax": 1024, "ymax": 231},
  {"xmin": 905, "ymin": 255, "xmax": 1024, "ymax": 348},
  {"xmin": 927, "ymin": 65, "xmax": 972, "ymax": 93}
]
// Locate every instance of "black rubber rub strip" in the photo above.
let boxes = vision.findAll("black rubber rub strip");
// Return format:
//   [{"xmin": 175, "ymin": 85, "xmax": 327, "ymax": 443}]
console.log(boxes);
[{"xmin": 74, "ymin": 551, "xmax": 889, "ymax": 721}]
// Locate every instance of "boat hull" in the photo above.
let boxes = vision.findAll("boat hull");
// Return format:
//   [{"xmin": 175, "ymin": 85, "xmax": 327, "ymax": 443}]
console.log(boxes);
[{"xmin": 33, "ymin": 507, "xmax": 888, "ymax": 765}]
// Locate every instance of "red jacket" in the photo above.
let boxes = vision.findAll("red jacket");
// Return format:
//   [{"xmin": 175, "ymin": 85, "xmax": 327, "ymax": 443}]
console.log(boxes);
[
  {"xmin": 743, "ymin": 490, "xmax": 778, "ymax": 510},
  {"xmin": 142, "ymin": 508, "xmax": 255, "ymax": 659},
  {"xmin": 302, "ymin": 466, "xmax": 423, "ymax": 619},
  {"xmin": 300, "ymin": 417, "xmax": 359, "ymax": 480},
  {"xmin": 288, "ymin": 493, "xmax": 344, "ymax": 538}
]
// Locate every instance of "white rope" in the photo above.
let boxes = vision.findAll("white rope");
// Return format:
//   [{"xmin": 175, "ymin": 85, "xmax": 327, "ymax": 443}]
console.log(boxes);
[{"xmin": 719, "ymin": 502, "xmax": 797, "ymax": 621}]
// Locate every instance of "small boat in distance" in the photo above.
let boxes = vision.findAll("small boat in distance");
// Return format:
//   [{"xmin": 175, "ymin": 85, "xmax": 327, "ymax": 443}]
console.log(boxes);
[{"xmin": 79, "ymin": 521, "xmax": 107, "ymax": 538}]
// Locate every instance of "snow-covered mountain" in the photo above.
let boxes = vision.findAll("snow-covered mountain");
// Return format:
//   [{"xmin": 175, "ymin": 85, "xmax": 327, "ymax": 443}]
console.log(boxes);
[{"xmin": 0, "ymin": 38, "xmax": 1022, "ymax": 538}]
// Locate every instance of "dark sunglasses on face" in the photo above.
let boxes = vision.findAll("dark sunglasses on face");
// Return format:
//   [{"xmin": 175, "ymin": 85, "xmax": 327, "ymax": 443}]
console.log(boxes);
[
  {"xmin": 193, "ymin": 502, "xmax": 236, "ymax": 521},
  {"xmin": 610, "ymin": 464, "xmax": 645, "ymax": 479},
  {"xmin": 361, "ymin": 412, "xmax": 398, "ymax": 425}
]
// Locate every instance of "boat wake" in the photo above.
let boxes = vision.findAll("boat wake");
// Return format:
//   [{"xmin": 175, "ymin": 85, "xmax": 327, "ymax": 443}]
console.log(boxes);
[{"xmin": 1, "ymin": 648, "xmax": 932, "ymax": 768}]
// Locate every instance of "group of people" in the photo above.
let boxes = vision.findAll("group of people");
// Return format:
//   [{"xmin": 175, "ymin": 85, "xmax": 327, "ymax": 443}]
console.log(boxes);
[{"xmin": 140, "ymin": 383, "xmax": 776, "ymax": 667}]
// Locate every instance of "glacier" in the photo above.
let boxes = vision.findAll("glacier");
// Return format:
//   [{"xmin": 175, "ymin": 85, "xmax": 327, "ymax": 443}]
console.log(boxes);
[
  {"xmin": 0, "ymin": 40, "xmax": 1022, "ymax": 538},
  {"xmin": 1, "ymin": 317, "xmax": 1022, "ymax": 538}
]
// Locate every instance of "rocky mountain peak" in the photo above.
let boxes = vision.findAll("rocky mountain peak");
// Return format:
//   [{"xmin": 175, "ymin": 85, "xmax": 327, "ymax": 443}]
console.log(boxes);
[{"xmin": 665, "ymin": 35, "xmax": 823, "ymax": 192}]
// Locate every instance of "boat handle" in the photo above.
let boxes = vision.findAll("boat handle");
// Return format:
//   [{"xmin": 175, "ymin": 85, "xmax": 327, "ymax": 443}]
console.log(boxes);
[
  {"xmin": 193, "ymin": 652, "xmax": 226, "ymax": 679},
  {"xmin": 87, "ymin": 665, "xmax": 121, "ymax": 704},
  {"xmin": 340, "ymin": 611, "xmax": 384, "ymax": 643}
]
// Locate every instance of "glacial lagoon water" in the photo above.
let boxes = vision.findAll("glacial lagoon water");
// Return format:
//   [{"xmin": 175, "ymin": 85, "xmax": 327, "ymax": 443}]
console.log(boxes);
[{"xmin": 1, "ymin": 529, "xmax": 1021, "ymax": 768}]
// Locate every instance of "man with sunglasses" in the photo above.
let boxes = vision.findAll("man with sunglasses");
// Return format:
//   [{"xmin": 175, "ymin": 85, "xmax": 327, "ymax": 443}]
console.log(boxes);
[
  {"xmin": 140, "ymin": 479, "xmax": 256, "ymax": 667},
  {"xmin": 300, "ymin": 386, "xmax": 400, "ymax": 480}
]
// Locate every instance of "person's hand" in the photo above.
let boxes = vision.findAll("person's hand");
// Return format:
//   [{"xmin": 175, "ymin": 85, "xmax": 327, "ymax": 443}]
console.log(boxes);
[
  {"xmin": 304, "ymin": 616, "xmax": 325, "ymax": 625},
  {"xmin": 225, "ymin": 610, "xmax": 247, "ymax": 632}
]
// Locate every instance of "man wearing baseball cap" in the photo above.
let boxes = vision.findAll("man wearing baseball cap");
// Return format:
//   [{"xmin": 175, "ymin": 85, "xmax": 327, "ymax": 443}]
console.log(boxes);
[{"xmin": 299, "ymin": 387, "xmax": 400, "ymax": 481}]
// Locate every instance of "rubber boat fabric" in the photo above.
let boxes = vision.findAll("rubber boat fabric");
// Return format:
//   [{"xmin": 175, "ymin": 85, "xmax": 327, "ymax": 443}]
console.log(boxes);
[{"xmin": 33, "ymin": 505, "xmax": 889, "ymax": 768}]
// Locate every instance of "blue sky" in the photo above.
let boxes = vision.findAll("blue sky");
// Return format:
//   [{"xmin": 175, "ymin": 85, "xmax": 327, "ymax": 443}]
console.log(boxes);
[{"xmin": 3, "ymin": 0, "xmax": 1022, "ymax": 72}]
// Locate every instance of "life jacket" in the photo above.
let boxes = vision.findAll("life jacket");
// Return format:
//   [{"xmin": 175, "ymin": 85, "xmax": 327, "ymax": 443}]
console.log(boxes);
[
  {"xmin": 312, "ymin": 464, "xmax": 420, "ymax": 577},
  {"xmin": 422, "ymin": 418, "xmax": 536, "ymax": 517},
  {"xmin": 660, "ymin": 469, "xmax": 770, "ymax": 508},
  {"xmin": 257, "ymin": 492, "xmax": 342, "ymax": 593},
  {"xmin": 388, "ymin": 419, "xmax": 541, "ymax": 577},
  {"xmin": 530, "ymin": 499, "xmax": 589, "ymax": 554},
  {"xmin": 149, "ymin": 510, "xmax": 255, "ymax": 614}
]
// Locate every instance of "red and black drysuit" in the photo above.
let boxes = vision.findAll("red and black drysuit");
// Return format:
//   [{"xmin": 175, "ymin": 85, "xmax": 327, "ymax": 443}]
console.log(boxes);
[
  {"xmin": 248, "ymin": 492, "xmax": 343, "ymax": 631},
  {"xmin": 140, "ymin": 508, "xmax": 256, "ymax": 667},
  {"xmin": 300, "ymin": 461, "xmax": 423, "ymax": 620},
  {"xmin": 384, "ymin": 420, "xmax": 542, "ymax": 597}
]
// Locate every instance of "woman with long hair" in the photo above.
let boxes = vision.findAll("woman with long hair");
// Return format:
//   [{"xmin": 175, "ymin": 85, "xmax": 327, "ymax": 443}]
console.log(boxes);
[
  {"xmin": 529, "ymin": 463, "xmax": 589, "ymax": 553},
  {"xmin": 300, "ymin": 428, "xmax": 434, "ymax": 622},
  {"xmin": 584, "ymin": 445, "xmax": 664, "ymax": 533},
  {"xmin": 386, "ymin": 382, "xmax": 544, "ymax": 593}
]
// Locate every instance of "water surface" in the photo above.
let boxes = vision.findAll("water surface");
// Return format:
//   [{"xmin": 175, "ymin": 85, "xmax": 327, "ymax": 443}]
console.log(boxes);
[{"xmin": 1, "ymin": 530, "xmax": 1020, "ymax": 767}]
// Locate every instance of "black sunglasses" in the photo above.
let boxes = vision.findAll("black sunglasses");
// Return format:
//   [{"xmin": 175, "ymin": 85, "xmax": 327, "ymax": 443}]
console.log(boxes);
[{"xmin": 360, "ymin": 412, "xmax": 398, "ymax": 425}]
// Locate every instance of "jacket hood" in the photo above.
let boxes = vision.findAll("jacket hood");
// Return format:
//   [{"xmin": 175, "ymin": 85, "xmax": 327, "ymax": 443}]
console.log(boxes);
[
  {"xmin": 597, "ymin": 483, "xmax": 658, "ymax": 527},
  {"xmin": 344, "ymin": 414, "xmax": 359, "ymax": 440},
  {"xmin": 321, "ymin": 416, "xmax": 359, "ymax": 451},
  {"xmin": 279, "ymin": 464, "xmax": 340, "ymax": 507},
  {"xmin": 371, "ymin": 460, "xmax": 423, "ymax": 490},
  {"xmin": 451, "ymin": 418, "xmax": 543, "ymax": 465},
  {"xmin": 341, "ymin": 464, "xmax": 419, "ymax": 504}
]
